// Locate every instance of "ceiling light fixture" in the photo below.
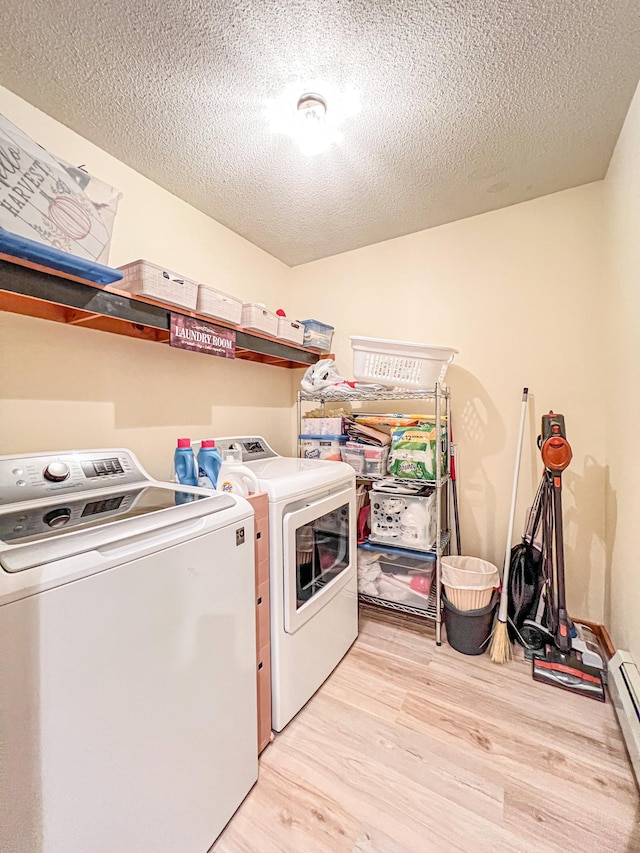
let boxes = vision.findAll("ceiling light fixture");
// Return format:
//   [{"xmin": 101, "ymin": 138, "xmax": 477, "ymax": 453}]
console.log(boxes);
[{"xmin": 264, "ymin": 83, "xmax": 360, "ymax": 157}]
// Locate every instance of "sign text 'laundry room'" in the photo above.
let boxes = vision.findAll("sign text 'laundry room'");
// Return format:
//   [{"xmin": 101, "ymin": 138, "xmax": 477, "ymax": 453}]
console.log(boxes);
[{"xmin": 169, "ymin": 313, "xmax": 236, "ymax": 359}]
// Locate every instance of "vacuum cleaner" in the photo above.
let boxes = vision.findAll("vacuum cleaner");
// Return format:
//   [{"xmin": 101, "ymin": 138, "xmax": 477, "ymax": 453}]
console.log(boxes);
[
  {"xmin": 508, "ymin": 450, "xmax": 606, "ymax": 675},
  {"xmin": 530, "ymin": 412, "xmax": 606, "ymax": 702}
]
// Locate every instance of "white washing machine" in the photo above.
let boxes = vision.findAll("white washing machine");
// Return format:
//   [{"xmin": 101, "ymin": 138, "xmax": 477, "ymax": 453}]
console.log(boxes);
[
  {"xmin": 0, "ymin": 449, "xmax": 258, "ymax": 853},
  {"xmin": 214, "ymin": 436, "xmax": 358, "ymax": 732}
]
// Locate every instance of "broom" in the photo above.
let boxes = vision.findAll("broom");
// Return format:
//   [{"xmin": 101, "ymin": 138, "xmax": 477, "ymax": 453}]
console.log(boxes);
[{"xmin": 490, "ymin": 387, "xmax": 529, "ymax": 664}]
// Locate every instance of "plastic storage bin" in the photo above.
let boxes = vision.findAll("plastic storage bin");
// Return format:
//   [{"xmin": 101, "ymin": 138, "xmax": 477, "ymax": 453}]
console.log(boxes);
[
  {"xmin": 196, "ymin": 284, "xmax": 242, "ymax": 324},
  {"xmin": 300, "ymin": 319, "xmax": 334, "ymax": 352},
  {"xmin": 357, "ymin": 542, "xmax": 435, "ymax": 609},
  {"xmin": 301, "ymin": 417, "xmax": 346, "ymax": 436},
  {"xmin": 441, "ymin": 555, "xmax": 500, "ymax": 611},
  {"xmin": 369, "ymin": 488, "xmax": 437, "ymax": 551},
  {"xmin": 277, "ymin": 317, "xmax": 305, "ymax": 345},
  {"xmin": 350, "ymin": 336, "xmax": 458, "ymax": 390},
  {"xmin": 341, "ymin": 442, "xmax": 389, "ymax": 478},
  {"xmin": 118, "ymin": 260, "xmax": 199, "ymax": 310},
  {"xmin": 241, "ymin": 303, "xmax": 279, "ymax": 336},
  {"xmin": 299, "ymin": 435, "xmax": 347, "ymax": 461}
]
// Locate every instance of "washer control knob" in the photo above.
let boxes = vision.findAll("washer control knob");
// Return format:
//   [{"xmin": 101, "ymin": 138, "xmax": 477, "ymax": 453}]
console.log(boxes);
[
  {"xmin": 43, "ymin": 461, "xmax": 70, "ymax": 483},
  {"xmin": 43, "ymin": 507, "xmax": 72, "ymax": 528}
]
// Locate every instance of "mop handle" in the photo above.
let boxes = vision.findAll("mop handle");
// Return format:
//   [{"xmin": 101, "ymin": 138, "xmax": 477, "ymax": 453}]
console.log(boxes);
[{"xmin": 497, "ymin": 387, "xmax": 529, "ymax": 622}]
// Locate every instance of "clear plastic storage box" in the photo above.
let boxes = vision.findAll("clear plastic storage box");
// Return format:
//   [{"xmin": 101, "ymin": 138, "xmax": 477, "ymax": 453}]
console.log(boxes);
[
  {"xmin": 350, "ymin": 336, "xmax": 458, "ymax": 390},
  {"xmin": 300, "ymin": 319, "xmax": 334, "ymax": 351},
  {"xmin": 118, "ymin": 260, "xmax": 199, "ymax": 311},
  {"xmin": 196, "ymin": 284, "xmax": 243, "ymax": 324},
  {"xmin": 241, "ymin": 303, "xmax": 279, "ymax": 336},
  {"xmin": 341, "ymin": 442, "xmax": 389, "ymax": 478},
  {"xmin": 357, "ymin": 542, "xmax": 435, "ymax": 609}
]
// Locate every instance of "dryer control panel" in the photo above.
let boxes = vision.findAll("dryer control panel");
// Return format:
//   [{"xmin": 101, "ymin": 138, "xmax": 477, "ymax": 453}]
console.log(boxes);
[
  {"xmin": 0, "ymin": 450, "xmax": 143, "ymax": 505},
  {"xmin": 214, "ymin": 436, "xmax": 278, "ymax": 463}
]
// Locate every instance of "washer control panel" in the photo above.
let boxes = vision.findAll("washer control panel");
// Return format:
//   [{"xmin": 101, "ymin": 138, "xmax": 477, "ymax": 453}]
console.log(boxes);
[
  {"xmin": 0, "ymin": 492, "xmax": 138, "ymax": 543},
  {"xmin": 0, "ymin": 450, "xmax": 142, "ymax": 505}
]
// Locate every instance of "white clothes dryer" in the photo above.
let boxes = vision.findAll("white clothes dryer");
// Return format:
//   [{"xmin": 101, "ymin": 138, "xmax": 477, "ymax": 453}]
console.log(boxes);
[
  {"xmin": 0, "ymin": 449, "xmax": 258, "ymax": 853},
  {"xmin": 214, "ymin": 436, "xmax": 358, "ymax": 732}
]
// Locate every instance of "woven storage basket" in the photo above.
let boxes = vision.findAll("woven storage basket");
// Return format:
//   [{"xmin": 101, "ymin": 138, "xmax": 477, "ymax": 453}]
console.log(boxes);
[
  {"xmin": 196, "ymin": 284, "xmax": 242, "ymax": 324},
  {"xmin": 277, "ymin": 317, "xmax": 305, "ymax": 345},
  {"xmin": 118, "ymin": 260, "xmax": 198, "ymax": 311},
  {"xmin": 241, "ymin": 303, "xmax": 278, "ymax": 336}
]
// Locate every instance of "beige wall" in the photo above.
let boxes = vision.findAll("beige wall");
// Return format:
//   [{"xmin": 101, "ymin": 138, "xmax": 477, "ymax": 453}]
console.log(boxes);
[
  {"xmin": 0, "ymin": 87, "xmax": 614, "ymax": 625},
  {"xmin": 289, "ymin": 184, "xmax": 607, "ymax": 622},
  {"xmin": 0, "ymin": 86, "xmax": 295, "ymax": 478},
  {"xmin": 604, "ymin": 81, "xmax": 640, "ymax": 659}
]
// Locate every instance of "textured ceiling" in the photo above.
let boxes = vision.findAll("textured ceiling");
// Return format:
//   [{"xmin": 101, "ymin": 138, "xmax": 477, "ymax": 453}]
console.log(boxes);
[{"xmin": 2, "ymin": 1, "xmax": 640, "ymax": 266}]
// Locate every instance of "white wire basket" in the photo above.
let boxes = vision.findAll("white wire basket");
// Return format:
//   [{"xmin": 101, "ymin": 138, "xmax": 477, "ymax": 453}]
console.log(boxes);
[
  {"xmin": 196, "ymin": 284, "xmax": 243, "ymax": 324},
  {"xmin": 118, "ymin": 260, "xmax": 199, "ymax": 310},
  {"xmin": 350, "ymin": 336, "xmax": 458, "ymax": 390}
]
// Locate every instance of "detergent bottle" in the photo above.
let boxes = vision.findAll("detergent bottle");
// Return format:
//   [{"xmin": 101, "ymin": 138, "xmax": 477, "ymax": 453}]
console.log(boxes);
[
  {"xmin": 174, "ymin": 438, "xmax": 197, "ymax": 486},
  {"xmin": 197, "ymin": 439, "xmax": 222, "ymax": 489},
  {"xmin": 217, "ymin": 449, "xmax": 260, "ymax": 497}
]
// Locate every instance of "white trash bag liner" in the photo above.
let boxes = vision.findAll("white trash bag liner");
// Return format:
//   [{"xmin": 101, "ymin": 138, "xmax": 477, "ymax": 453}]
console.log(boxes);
[
  {"xmin": 441, "ymin": 555, "xmax": 500, "ymax": 590},
  {"xmin": 443, "ymin": 586, "xmax": 495, "ymax": 611}
]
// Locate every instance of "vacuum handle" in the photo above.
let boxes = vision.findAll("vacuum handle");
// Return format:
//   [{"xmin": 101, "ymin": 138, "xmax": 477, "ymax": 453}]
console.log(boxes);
[{"xmin": 552, "ymin": 475, "xmax": 571, "ymax": 652}]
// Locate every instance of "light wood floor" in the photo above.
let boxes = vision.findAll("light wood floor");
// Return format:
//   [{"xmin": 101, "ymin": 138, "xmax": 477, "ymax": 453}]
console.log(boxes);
[{"xmin": 214, "ymin": 609, "xmax": 639, "ymax": 853}]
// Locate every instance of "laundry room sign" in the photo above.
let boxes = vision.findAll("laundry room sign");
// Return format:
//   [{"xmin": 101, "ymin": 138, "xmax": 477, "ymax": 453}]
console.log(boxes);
[{"xmin": 169, "ymin": 313, "xmax": 236, "ymax": 359}]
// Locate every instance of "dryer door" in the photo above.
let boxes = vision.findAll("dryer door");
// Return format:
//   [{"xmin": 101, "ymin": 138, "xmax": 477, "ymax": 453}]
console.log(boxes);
[{"xmin": 283, "ymin": 486, "xmax": 355, "ymax": 634}]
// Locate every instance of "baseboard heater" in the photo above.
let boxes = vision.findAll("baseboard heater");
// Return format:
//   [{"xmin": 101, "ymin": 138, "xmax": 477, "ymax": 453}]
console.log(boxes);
[{"xmin": 609, "ymin": 650, "xmax": 640, "ymax": 789}]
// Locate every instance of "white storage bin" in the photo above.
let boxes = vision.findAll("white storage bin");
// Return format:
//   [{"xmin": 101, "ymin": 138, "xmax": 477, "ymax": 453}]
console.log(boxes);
[
  {"xmin": 369, "ymin": 488, "xmax": 437, "ymax": 551},
  {"xmin": 196, "ymin": 284, "xmax": 242, "ymax": 324},
  {"xmin": 301, "ymin": 417, "xmax": 346, "ymax": 435},
  {"xmin": 241, "ymin": 303, "xmax": 279, "ymax": 336},
  {"xmin": 277, "ymin": 317, "xmax": 305, "ymax": 345},
  {"xmin": 300, "ymin": 319, "xmax": 334, "ymax": 351},
  {"xmin": 350, "ymin": 336, "xmax": 458, "ymax": 390},
  {"xmin": 118, "ymin": 260, "xmax": 199, "ymax": 311}
]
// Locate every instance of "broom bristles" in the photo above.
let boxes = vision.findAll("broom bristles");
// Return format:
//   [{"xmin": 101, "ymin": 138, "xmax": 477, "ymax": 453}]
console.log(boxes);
[{"xmin": 489, "ymin": 619, "xmax": 512, "ymax": 664}]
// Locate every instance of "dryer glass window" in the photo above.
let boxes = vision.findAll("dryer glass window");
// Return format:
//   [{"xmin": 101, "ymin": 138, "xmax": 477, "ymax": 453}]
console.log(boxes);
[{"xmin": 295, "ymin": 504, "xmax": 350, "ymax": 608}]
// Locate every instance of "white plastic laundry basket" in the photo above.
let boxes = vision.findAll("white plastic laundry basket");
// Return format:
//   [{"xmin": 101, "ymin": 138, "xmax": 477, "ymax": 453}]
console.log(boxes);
[
  {"xmin": 350, "ymin": 336, "xmax": 458, "ymax": 390},
  {"xmin": 441, "ymin": 555, "xmax": 499, "ymax": 611}
]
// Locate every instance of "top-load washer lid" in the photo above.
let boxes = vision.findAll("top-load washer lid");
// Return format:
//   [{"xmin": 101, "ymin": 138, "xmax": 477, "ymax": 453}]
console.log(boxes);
[
  {"xmin": 0, "ymin": 448, "xmax": 240, "ymax": 574},
  {"xmin": 0, "ymin": 485, "xmax": 229, "ymax": 546},
  {"xmin": 0, "ymin": 485, "xmax": 236, "ymax": 573}
]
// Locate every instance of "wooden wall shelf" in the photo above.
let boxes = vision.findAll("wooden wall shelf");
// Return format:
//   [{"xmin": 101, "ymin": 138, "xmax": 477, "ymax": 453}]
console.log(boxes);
[{"xmin": 0, "ymin": 256, "xmax": 323, "ymax": 369}]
